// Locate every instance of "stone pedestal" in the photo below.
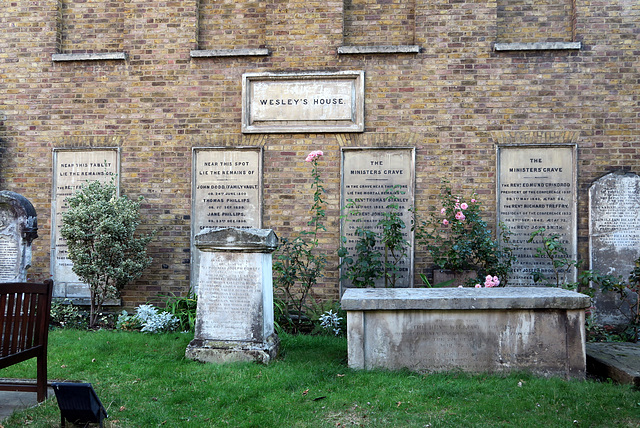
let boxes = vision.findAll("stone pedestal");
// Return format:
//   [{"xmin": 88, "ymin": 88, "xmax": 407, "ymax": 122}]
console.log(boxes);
[
  {"xmin": 342, "ymin": 287, "xmax": 590, "ymax": 378},
  {"xmin": 0, "ymin": 191, "xmax": 38, "ymax": 282},
  {"xmin": 186, "ymin": 227, "xmax": 279, "ymax": 364}
]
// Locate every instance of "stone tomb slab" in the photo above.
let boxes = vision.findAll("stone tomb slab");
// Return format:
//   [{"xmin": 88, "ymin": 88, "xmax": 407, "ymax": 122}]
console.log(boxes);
[
  {"xmin": 341, "ymin": 287, "xmax": 590, "ymax": 378},
  {"xmin": 586, "ymin": 342, "xmax": 640, "ymax": 387}
]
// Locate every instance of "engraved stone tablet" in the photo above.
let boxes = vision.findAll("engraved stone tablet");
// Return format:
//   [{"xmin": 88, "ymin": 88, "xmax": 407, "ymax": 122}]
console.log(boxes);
[
  {"xmin": 497, "ymin": 145, "xmax": 577, "ymax": 286},
  {"xmin": 186, "ymin": 227, "xmax": 279, "ymax": 364},
  {"xmin": 0, "ymin": 191, "xmax": 38, "ymax": 282},
  {"xmin": 242, "ymin": 71, "xmax": 364, "ymax": 133},
  {"xmin": 340, "ymin": 148, "xmax": 415, "ymax": 290},
  {"xmin": 589, "ymin": 171, "xmax": 640, "ymax": 326},
  {"xmin": 51, "ymin": 149, "xmax": 119, "ymax": 299},
  {"xmin": 191, "ymin": 148, "xmax": 262, "ymax": 291}
]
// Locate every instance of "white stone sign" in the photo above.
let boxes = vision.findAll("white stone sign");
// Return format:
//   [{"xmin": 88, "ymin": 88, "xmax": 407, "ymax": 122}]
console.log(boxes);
[
  {"xmin": 242, "ymin": 71, "xmax": 364, "ymax": 133},
  {"xmin": 191, "ymin": 148, "xmax": 262, "ymax": 291},
  {"xmin": 340, "ymin": 148, "xmax": 415, "ymax": 290},
  {"xmin": 51, "ymin": 149, "xmax": 119, "ymax": 300},
  {"xmin": 497, "ymin": 145, "xmax": 577, "ymax": 286}
]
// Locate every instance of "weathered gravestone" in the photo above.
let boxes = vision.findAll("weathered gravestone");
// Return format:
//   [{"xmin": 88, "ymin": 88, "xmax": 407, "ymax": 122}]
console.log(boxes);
[
  {"xmin": 589, "ymin": 171, "xmax": 640, "ymax": 327},
  {"xmin": 0, "ymin": 191, "xmax": 38, "ymax": 282},
  {"xmin": 186, "ymin": 227, "xmax": 279, "ymax": 364}
]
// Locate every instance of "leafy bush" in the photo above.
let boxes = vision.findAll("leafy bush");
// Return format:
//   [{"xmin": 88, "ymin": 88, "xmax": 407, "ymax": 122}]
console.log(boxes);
[
  {"xmin": 49, "ymin": 299, "xmax": 87, "ymax": 329},
  {"xmin": 61, "ymin": 179, "xmax": 154, "ymax": 328},
  {"xmin": 162, "ymin": 291, "xmax": 198, "ymax": 332},
  {"xmin": 413, "ymin": 183, "xmax": 515, "ymax": 286},
  {"xmin": 338, "ymin": 186, "xmax": 409, "ymax": 288},
  {"xmin": 117, "ymin": 304, "xmax": 179, "ymax": 333},
  {"xmin": 273, "ymin": 150, "xmax": 327, "ymax": 334}
]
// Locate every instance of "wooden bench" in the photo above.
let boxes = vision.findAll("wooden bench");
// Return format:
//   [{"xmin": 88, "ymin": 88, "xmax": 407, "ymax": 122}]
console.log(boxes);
[{"xmin": 0, "ymin": 280, "xmax": 54, "ymax": 402}]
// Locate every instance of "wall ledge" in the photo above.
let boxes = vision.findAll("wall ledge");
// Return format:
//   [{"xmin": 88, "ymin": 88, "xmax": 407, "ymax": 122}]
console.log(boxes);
[
  {"xmin": 338, "ymin": 45, "xmax": 421, "ymax": 55},
  {"xmin": 52, "ymin": 52, "xmax": 127, "ymax": 62},
  {"xmin": 190, "ymin": 48, "xmax": 270, "ymax": 58},
  {"xmin": 494, "ymin": 42, "xmax": 582, "ymax": 52}
]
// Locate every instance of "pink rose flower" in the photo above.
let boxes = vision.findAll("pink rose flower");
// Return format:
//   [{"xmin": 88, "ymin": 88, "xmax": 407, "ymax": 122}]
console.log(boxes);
[
  {"xmin": 305, "ymin": 150, "xmax": 324, "ymax": 162},
  {"xmin": 460, "ymin": 203, "xmax": 468, "ymax": 210},
  {"xmin": 442, "ymin": 219, "xmax": 449, "ymax": 226},
  {"xmin": 471, "ymin": 199, "xmax": 476, "ymax": 203},
  {"xmin": 440, "ymin": 207, "xmax": 446, "ymax": 215},
  {"xmin": 475, "ymin": 284, "xmax": 482, "ymax": 288},
  {"xmin": 455, "ymin": 211, "xmax": 465, "ymax": 221}
]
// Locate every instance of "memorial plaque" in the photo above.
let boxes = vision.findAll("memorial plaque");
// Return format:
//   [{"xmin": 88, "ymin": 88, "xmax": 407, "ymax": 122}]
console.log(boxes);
[
  {"xmin": 0, "ymin": 235, "xmax": 20, "ymax": 281},
  {"xmin": 51, "ymin": 149, "xmax": 119, "ymax": 299},
  {"xmin": 497, "ymin": 145, "xmax": 577, "ymax": 286},
  {"xmin": 340, "ymin": 148, "xmax": 415, "ymax": 290},
  {"xmin": 589, "ymin": 171, "xmax": 640, "ymax": 326},
  {"xmin": 242, "ymin": 71, "xmax": 365, "ymax": 133},
  {"xmin": 197, "ymin": 252, "xmax": 264, "ymax": 342},
  {"xmin": 191, "ymin": 148, "xmax": 262, "ymax": 290}
]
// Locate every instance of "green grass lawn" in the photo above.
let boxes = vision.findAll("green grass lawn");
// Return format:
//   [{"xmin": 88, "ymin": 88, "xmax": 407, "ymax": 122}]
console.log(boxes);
[{"xmin": 2, "ymin": 330, "xmax": 639, "ymax": 427}]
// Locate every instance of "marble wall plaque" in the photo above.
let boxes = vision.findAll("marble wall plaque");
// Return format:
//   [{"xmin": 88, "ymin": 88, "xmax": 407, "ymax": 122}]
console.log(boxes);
[
  {"xmin": 340, "ymin": 148, "xmax": 415, "ymax": 290},
  {"xmin": 191, "ymin": 148, "xmax": 262, "ymax": 290},
  {"xmin": 242, "ymin": 71, "xmax": 364, "ymax": 133},
  {"xmin": 51, "ymin": 149, "xmax": 119, "ymax": 299},
  {"xmin": 497, "ymin": 145, "xmax": 577, "ymax": 286},
  {"xmin": 589, "ymin": 171, "xmax": 640, "ymax": 326}
]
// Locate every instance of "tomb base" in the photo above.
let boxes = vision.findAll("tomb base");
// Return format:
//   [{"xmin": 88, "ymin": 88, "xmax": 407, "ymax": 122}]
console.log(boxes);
[
  {"xmin": 186, "ymin": 334, "xmax": 279, "ymax": 365},
  {"xmin": 342, "ymin": 287, "xmax": 590, "ymax": 378}
]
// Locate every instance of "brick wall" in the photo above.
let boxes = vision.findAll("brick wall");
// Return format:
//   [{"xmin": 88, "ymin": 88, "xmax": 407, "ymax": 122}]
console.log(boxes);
[{"xmin": 0, "ymin": 0, "xmax": 638, "ymax": 307}]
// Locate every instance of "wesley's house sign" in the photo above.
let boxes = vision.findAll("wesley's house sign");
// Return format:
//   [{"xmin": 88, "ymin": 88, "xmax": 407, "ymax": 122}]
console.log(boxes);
[{"xmin": 242, "ymin": 71, "xmax": 365, "ymax": 133}]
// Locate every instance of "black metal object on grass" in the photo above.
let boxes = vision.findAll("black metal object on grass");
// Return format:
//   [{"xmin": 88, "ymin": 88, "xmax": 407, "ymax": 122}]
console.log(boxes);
[{"xmin": 52, "ymin": 382, "xmax": 108, "ymax": 427}]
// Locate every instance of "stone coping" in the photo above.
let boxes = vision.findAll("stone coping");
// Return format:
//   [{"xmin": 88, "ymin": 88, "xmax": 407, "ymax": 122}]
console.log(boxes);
[
  {"xmin": 341, "ymin": 287, "xmax": 591, "ymax": 311},
  {"xmin": 195, "ymin": 227, "xmax": 278, "ymax": 252}
]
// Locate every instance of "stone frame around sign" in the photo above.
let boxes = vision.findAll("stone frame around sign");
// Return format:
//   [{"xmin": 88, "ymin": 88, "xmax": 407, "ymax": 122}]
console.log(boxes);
[
  {"xmin": 190, "ymin": 147, "xmax": 263, "ymax": 292},
  {"xmin": 50, "ymin": 148, "xmax": 120, "ymax": 302},
  {"xmin": 339, "ymin": 147, "xmax": 415, "ymax": 293},
  {"xmin": 241, "ymin": 71, "xmax": 365, "ymax": 134},
  {"xmin": 496, "ymin": 143, "xmax": 578, "ymax": 286}
]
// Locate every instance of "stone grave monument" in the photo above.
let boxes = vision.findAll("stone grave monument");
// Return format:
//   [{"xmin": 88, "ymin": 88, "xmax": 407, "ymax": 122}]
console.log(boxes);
[
  {"xmin": 0, "ymin": 191, "xmax": 38, "ymax": 282},
  {"xmin": 589, "ymin": 171, "xmax": 640, "ymax": 327},
  {"xmin": 186, "ymin": 227, "xmax": 279, "ymax": 364}
]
